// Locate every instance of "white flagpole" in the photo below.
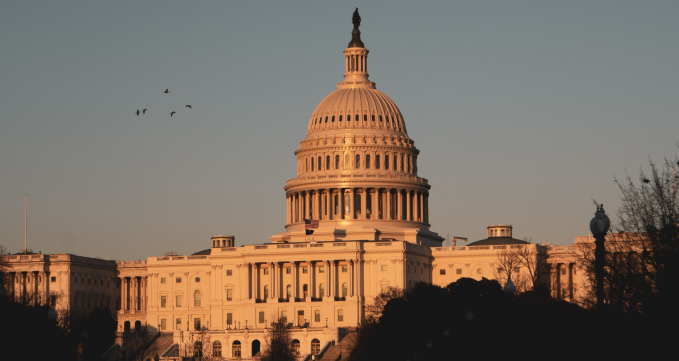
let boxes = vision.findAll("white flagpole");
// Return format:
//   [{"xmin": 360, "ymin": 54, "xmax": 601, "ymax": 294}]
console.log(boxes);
[{"xmin": 25, "ymin": 194, "xmax": 28, "ymax": 253}]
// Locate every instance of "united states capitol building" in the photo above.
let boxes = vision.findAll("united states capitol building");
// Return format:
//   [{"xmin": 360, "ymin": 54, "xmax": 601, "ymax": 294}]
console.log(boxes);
[{"xmin": 3, "ymin": 11, "xmax": 586, "ymax": 360}]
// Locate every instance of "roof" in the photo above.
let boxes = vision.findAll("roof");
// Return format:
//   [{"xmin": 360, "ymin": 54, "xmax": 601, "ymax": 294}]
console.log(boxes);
[
  {"xmin": 466, "ymin": 237, "xmax": 530, "ymax": 246},
  {"xmin": 191, "ymin": 249, "xmax": 211, "ymax": 256}
]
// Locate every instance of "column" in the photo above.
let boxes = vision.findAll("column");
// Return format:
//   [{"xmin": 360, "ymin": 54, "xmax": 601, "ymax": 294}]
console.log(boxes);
[
  {"xmin": 406, "ymin": 190, "xmax": 411, "ymax": 221},
  {"xmin": 286, "ymin": 194, "xmax": 291, "ymax": 224},
  {"xmin": 425, "ymin": 192, "xmax": 429, "ymax": 223},
  {"xmin": 349, "ymin": 260, "xmax": 354, "ymax": 297},
  {"xmin": 269, "ymin": 262, "xmax": 274, "ymax": 299},
  {"xmin": 419, "ymin": 191, "xmax": 423, "ymax": 222},
  {"xmin": 371, "ymin": 189, "xmax": 377, "ymax": 219},
  {"xmin": 397, "ymin": 189, "xmax": 403, "ymax": 220},
  {"xmin": 325, "ymin": 260, "xmax": 331, "ymax": 299},
  {"xmin": 361, "ymin": 188, "xmax": 367, "ymax": 219},
  {"xmin": 350, "ymin": 189, "xmax": 355, "ymax": 219},
  {"xmin": 328, "ymin": 189, "xmax": 333, "ymax": 220},
  {"xmin": 327, "ymin": 260, "xmax": 333, "ymax": 297},
  {"xmin": 142, "ymin": 276, "xmax": 147, "ymax": 310},
  {"xmin": 307, "ymin": 260, "xmax": 312, "ymax": 300}
]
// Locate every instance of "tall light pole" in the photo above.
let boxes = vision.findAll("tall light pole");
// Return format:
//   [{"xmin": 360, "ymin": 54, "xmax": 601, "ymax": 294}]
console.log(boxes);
[{"xmin": 590, "ymin": 204, "xmax": 610, "ymax": 312}]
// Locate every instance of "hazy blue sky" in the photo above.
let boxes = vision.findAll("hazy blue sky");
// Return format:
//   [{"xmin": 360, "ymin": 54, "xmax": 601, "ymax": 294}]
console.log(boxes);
[{"xmin": 1, "ymin": 1, "xmax": 677, "ymax": 260}]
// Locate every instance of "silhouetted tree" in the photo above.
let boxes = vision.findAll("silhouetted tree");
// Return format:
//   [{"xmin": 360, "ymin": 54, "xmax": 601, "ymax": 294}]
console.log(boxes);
[{"xmin": 260, "ymin": 318, "xmax": 296, "ymax": 361}]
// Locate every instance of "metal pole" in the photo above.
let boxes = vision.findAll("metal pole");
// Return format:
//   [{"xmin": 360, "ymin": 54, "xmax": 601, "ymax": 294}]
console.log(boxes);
[
  {"xmin": 25, "ymin": 194, "xmax": 27, "ymax": 253},
  {"xmin": 595, "ymin": 234, "xmax": 605, "ymax": 312}
]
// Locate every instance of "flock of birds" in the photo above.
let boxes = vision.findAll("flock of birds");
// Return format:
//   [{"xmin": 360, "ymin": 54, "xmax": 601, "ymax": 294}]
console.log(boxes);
[{"xmin": 135, "ymin": 88, "xmax": 192, "ymax": 117}]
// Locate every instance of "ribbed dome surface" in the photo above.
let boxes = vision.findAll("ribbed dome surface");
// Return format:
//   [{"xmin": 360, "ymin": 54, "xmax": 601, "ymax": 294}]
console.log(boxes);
[{"xmin": 307, "ymin": 87, "xmax": 407, "ymax": 135}]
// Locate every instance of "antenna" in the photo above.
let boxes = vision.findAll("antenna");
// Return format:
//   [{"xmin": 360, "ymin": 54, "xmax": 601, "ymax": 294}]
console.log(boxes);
[{"xmin": 25, "ymin": 194, "xmax": 27, "ymax": 254}]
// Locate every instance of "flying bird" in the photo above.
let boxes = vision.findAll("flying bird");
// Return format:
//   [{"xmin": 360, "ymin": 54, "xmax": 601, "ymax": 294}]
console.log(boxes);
[
  {"xmin": 185, "ymin": 105, "xmax": 192, "ymax": 109},
  {"xmin": 164, "ymin": 89, "xmax": 170, "ymax": 94},
  {"xmin": 643, "ymin": 178, "xmax": 650, "ymax": 183},
  {"xmin": 142, "ymin": 109, "xmax": 148, "ymax": 114},
  {"xmin": 136, "ymin": 110, "xmax": 140, "ymax": 116},
  {"xmin": 170, "ymin": 111, "xmax": 176, "ymax": 117}
]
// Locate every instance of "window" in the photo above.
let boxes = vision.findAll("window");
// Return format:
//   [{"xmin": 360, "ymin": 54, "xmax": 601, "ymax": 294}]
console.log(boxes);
[
  {"xmin": 286, "ymin": 285, "xmax": 292, "ymax": 299},
  {"xmin": 385, "ymin": 154, "xmax": 389, "ymax": 169},
  {"xmin": 314, "ymin": 310, "xmax": 321, "ymax": 322},
  {"xmin": 345, "ymin": 154, "xmax": 350, "ymax": 169},
  {"xmin": 232, "ymin": 341, "xmax": 242, "ymax": 358},
  {"xmin": 338, "ymin": 309, "xmax": 344, "ymax": 322},
  {"xmin": 286, "ymin": 268, "xmax": 291, "ymax": 274},
  {"xmin": 376, "ymin": 155, "xmax": 380, "ymax": 169},
  {"xmin": 263, "ymin": 268, "xmax": 269, "ymax": 275},
  {"xmin": 331, "ymin": 116, "xmax": 335, "ymax": 123},
  {"xmin": 401, "ymin": 155, "xmax": 404, "ymax": 171},
  {"xmin": 342, "ymin": 283, "xmax": 348, "ymax": 297},
  {"xmin": 176, "ymin": 277, "xmax": 182, "ymax": 283},
  {"xmin": 363, "ymin": 114, "xmax": 367, "ymax": 121},
  {"xmin": 303, "ymin": 267, "xmax": 308, "ymax": 274},
  {"xmin": 195, "ymin": 277, "xmax": 200, "ymax": 283},
  {"xmin": 335, "ymin": 155, "xmax": 340, "ymax": 169},
  {"xmin": 342, "ymin": 266, "xmax": 348, "ymax": 272},
  {"xmin": 160, "ymin": 278, "xmax": 166, "ymax": 284},
  {"xmin": 176, "ymin": 318, "xmax": 182, "ymax": 330},
  {"xmin": 88, "ymin": 279, "xmax": 91, "ymax": 285},
  {"xmin": 194, "ymin": 290, "xmax": 201, "ymax": 306},
  {"xmin": 393, "ymin": 155, "xmax": 397, "ymax": 170},
  {"xmin": 366, "ymin": 154, "xmax": 371, "ymax": 169},
  {"xmin": 213, "ymin": 341, "xmax": 222, "ymax": 358},
  {"xmin": 381, "ymin": 265, "xmax": 387, "ymax": 271},
  {"xmin": 318, "ymin": 156, "xmax": 321, "ymax": 170},
  {"xmin": 355, "ymin": 114, "xmax": 359, "ymax": 121},
  {"xmin": 311, "ymin": 339, "xmax": 321, "ymax": 355},
  {"xmin": 176, "ymin": 295, "xmax": 182, "ymax": 307},
  {"xmin": 292, "ymin": 340, "xmax": 300, "ymax": 355},
  {"xmin": 161, "ymin": 296, "xmax": 167, "ymax": 308},
  {"xmin": 264, "ymin": 286, "xmax": 269, "ymax": 299},
  {"xmin": 51, "ymin": 277, "xmax": 56, "ymax": 282},
  {"xmin": 326, "ymin": 155, "xmax": 330, "ymax": 169},
  {"xmin": 339, "ymin": 115, "xmax": 343, "ymax": 122},
  {"xmin": 371, "ymin": 114, "xmax": 375, "ymax": 122},
  {"xmin": 227, "ymin": 270, "xmax": 232, "ymax": 276},
  {"xmin": 440, "ymin": 269, "xmax": 446, "ymax": 275},
  {"xmin": 259, "ymin": 311, "xmax": 265, "ymax": 323},
  {"xmin": 281, "ymin": 311, "xmax": 288, "ymax": 324},
  {"xmin": 193, "ymin": 318, "xmax": 201, "ymax": 331},
  {"xmin": 226, "ymin": 313, "xmax": 233, "ymax": 327},
  {"xmin": 456, "ymin": 269, "xmax": 462, "ymax": 275},
  {"xmin": 381, "ymin": 284, "xmax": 388, "ymax": 294},
  {"xmin": 227, "ymin": 289, "xmax": 233, "ymax": 301},
  {"xmin": 160, "ymin": 319, "xmax": 167, "ymax": 331},
  {"xmin": 311, "ymin": 157, "xmax": 314, "ymax": 171},
  {"xmin": 319, "ymin": 267, "xmax": 324, "ymax": 273}
]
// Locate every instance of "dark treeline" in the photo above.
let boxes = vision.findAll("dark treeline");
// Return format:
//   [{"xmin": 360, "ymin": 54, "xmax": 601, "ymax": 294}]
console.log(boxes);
[{"xmin": 350, "ymin": 279, "xmax": 672, "ymax": 360}]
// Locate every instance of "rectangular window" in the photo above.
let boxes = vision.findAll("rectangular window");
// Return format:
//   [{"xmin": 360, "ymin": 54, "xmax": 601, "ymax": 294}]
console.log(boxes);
[
  {"xmin": 282, "ymin": 311, "xmax": 288, "ymax": 324},
  {"xmin": 176, "ymin": 295, "xmax": 182, "ymax": 307},
  {"xmin": 381, "ymin": 265, "xmax": 387, "ymax": 271},
  {"xmin": 160, "ymin": 296, "xmax": 167, "ymax": 308},
  {"xmin": 561, "ymin": 269, "xmax": 566, "ymax": 275},
  {"xmin": 338, "ymin": 309, "xmax": 344, "ymax": 322},
  {"xmin": 286, "ymin": 268, "xmax": 291, "ymax": 274},
  {"xmin": 303, "ymin": 267, "xmax": 308, "ymax": 274},
  {"xmin": 440, "ymin": 269, "xmax": 446, "ymax": 275},
  {"xmin": 51, "ymin": 277, "xmax": 56, "ymax": 282},
  {"xmin": 176, "ymin": 277, "xmax": 181, "ymax": 283},
  {"xmin": 381, "ymin": 284, "xmax": 388, "ymax": 294},
  {"xmin": 160, "ymin": 278, "xmax": 166, "ymax": 284},
  {"xmin": 319, "ymin": 267, "xmax": 324, "ymax": 273},
  {"xmin": 259, "ymin": 311, "xmax": 265, "ymax": 323},
  {"xmin": 194, "ymin": 318, "xmax": 201, "ymax": 330},
  {"xmin": 160, "ymin": 319, "xmax": 166, "ymax": 331},
  {"xmin": 456, "ymin": 269, "xmax": 462, "ymax": 275},
  {"xmin": 227, "ymin": 313, "xmax": 233, "ymax": 326},
  {"xmin": 342, "ymin": 266, "xmax": 348, "ymax": 272},
  {"xmin": 227, "ymin": 289, "xmax": 233, "ymax": 301},
  {"xmin": 176, "ymin": 318, "xmax": 182, "ymax": 330},
  {"xmin": 227, "ymin": 270, "xmax": 233, "ymax": 276},
  {"xmin": 315, "ymin": 310, "xmax": 321, "ymax": 322},
  {"xmin": 264, "ymin": 268, "xmax": 269, "ymax": 275}
]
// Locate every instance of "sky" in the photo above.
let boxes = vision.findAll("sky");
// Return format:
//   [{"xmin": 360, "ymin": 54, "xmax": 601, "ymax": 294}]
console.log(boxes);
[{"xmin": 1, "ymin": 1, "xmax": 678, "ymax": 260}]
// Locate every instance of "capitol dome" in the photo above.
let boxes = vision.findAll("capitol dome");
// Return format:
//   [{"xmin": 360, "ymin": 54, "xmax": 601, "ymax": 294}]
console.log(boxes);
[{"xmin": 271, "ymin": 9, "xmax": 443, "ymax": 247}]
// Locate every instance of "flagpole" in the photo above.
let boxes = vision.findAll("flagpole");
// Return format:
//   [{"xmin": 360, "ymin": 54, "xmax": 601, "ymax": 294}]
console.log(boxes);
[{"xmin": 25, "ymin": 194, "xmax": 28, "ymax": 253}]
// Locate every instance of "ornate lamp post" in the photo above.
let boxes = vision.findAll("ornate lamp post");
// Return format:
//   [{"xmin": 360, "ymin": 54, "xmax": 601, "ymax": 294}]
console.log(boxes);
[
  {"xmin": 245, "ymin": 320, "xmax": 248, "ymax": 330},
  {"xmin": 590, "ymin": 204, "xmax": 610, "ymax": 312},
  {"xmin": 503, "ymin": 277, "xmax": 515, "ymax": 295}
]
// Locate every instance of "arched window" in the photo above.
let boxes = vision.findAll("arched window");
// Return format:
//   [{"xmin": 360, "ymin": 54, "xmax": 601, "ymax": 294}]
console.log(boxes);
[
  {"xmin": 376, "ymin": 154, "xmax": 380, "ymax": 169},
  {"xmin": 366, "ymin": 154, "xmax": 371, "ymax": 169},
  {"xmin": 339, "ymin": 115, "xmax": 343, "ymax": 122},
  {"xmin": 319, "ymin": 284, "xmax": 325, "ymax": 298},
  {"xmin": 292, "ymin": 340, "xmax": 300, "ymax": 355},
  {"xmin": 311, "ymin": 339, "xmax": 321, "ymax": 355},
  {"xmin": 194, "ymin": 290, "xmax": 201, "ymax": 306},
  {"xmin": 393, "ymin": 155, "xmax": 397, "ymax": 170},
  {"xmin": 344, "ymin": 154, "xmax": 349, "ymax": 169},
  {"xmin": 363, "ymin": 114, "xmax": 367, "ymax": 121},
  {"xmin": 311, "ymin": 158, "xmax": 314, "ymax": 171},
  {"xmin": 385, "ymin": 154, "xmax": 389, "ymax": 169},
  {"xmin": 286, "ymin": 284, "xmax": 292, "ymax": 299},
  {"xmin": 342, "ymin": 283, "xmax": 348, "ymax": 297},
  {"xmin": 379, "ymin": 115, "xmax": 383, "ymax": 122},
  {"xmin": 263, "ymin": 285, "xmax": 269, "ymax": 299},
  {"xmin": 213, "ymin": 341, "xmax": 222, "ymax": 358},
  {"xmin": 232, "ymin": 341, "xmax": 241, "ymax": 358},
  {"xmin": 407, "ymin": 155, "xmax": 411, "ymax": 173},
  {"xmin": 326, "ymin": 155, "xmax": 330, "ymax": 170},
  {"xmin": 400, "ymin": 155, "xmax": 404, "ymax": 171},
  {"xmin": 124, "ymin": 321, "xmax": 130, "ymax": 333},
  {"xmin": 371, "ymin": 115, "xmax": 375, "ymax": 122},
  {"xmin": 355, "ymin": 114, "xmax": 359, "ymax": 121},
  {"xmin": 385, "ymin": 116, "xmax": 390, "ymax": 124},
  {"xmin": 324, "ymin": 116, "xmax": 328, "ymax": 123},
  {"xmin": 355, "ymin": 154, "xmax": 360, "ymax": 169},
  {"xmin": 305, "ymin": 158, "xmax": 308, "ymax": 172},
  {"xmin": 194, "ymin": 342, "xmax": 203, "ymax": 358},
  {"xmin": 332, "ymin": 115, "xmax": 335, "ymax": 122},
  {"xmin": 318, "ymin": 156, "xmax": 321, "ymax": 171},
  {"xmin": 335, "ymin": 155, "xmax": 340, "ymax": 169},
  {"xmin": 252, "ymin": 340, "xmax": 261, "ymax": 357}
]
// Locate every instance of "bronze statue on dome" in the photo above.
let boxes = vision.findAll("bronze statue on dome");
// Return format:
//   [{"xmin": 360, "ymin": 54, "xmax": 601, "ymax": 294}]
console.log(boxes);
[{"xmin": 352, "ymin": 8, "xmax": 361, "ymax": 29}]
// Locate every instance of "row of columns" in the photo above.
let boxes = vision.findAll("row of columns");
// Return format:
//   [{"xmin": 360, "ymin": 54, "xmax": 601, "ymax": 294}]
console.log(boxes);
[
  {"xmin": 301, "ymin": 152, "xmax": 416, "ymax": 175},
  {"xmin": 246, "ymin": 260, "xmax": 360, "ymax": 301},
  {"xmin": 119, "ymin": 276, "xmax": 146, "ymax": 311},
  {"xmin": 346, "ymin": 53, "xmax": 366, "ymax": 73},
  {"xmin": 7, "ymin": 271, "xmax": 47, "ymax": 305},
  {"xmin": 286, "ymin": 188, "xmax": 429, "ymax": 224}
]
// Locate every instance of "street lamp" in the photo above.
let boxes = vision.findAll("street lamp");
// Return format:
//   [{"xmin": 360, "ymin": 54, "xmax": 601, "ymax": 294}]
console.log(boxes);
[
  {"xmin": 503, "ymin": 277, "xmax": 515, "ymax": 295},
  {"xmin": 245, "ymin": 320, "xmax": 248, "ymax": 330},
  {"xmin": 590, "ymin": 204, "xmax": 610, "ymax": 312},
  {"xmin": 326, "ymin": 318, "xmax": 328, "ymax": 328}
]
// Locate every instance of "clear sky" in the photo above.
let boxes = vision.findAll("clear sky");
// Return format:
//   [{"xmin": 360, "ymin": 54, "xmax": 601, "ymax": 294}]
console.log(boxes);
[{"xmin": 1, "ymin": 1, "xmax": 677, "ymax": 260}]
